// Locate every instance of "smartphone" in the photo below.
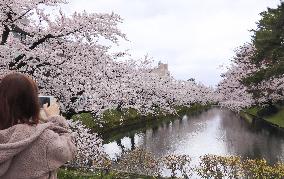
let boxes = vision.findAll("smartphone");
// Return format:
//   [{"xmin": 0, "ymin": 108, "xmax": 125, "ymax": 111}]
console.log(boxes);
[
  {"xmin": 39, "ymin": 96, "xmax": 54, "ymax": 108},
  {"xmin": 39, "ymin": 96, "xmax": 56, "ymax": 121}
]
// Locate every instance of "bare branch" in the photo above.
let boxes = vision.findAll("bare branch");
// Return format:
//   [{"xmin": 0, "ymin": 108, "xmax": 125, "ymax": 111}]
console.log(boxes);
[{"xmin": 0, "ymin": 25, "xmax": 10, "ymax": 45}]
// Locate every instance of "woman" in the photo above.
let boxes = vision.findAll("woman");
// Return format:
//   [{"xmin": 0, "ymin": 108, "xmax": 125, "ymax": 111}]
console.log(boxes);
[{"xmin": 0, "ymin": 73, "xmax": 76, "ymax": 179}]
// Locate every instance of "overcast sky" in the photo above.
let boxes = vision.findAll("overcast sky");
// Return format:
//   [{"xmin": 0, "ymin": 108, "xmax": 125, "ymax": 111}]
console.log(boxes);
[{"xmin": 64, "ymin": 0, "xmax": 280, "ymax": 87}]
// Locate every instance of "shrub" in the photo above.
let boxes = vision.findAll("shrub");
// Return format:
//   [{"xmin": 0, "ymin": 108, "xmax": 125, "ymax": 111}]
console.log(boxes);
[
  {"xmin": 162, "ymin": 154, "xmax": 192, "ymax": 178},
  {"xmin": 197, "ymin": 155, "xmax": 242, "ymax": 179},
  {"xmin": 112, "ymin": 148, "xmax": 160, "ymax": 177},
  {"xmin": 242, "ymin": 159, "xmax": 284, "ymax": 179}
]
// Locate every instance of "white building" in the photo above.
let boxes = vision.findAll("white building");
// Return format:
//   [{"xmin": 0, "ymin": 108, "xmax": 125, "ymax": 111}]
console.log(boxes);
[{"xmin": 151, "ymin": 61, "xmax": 170, "ymax": 77}]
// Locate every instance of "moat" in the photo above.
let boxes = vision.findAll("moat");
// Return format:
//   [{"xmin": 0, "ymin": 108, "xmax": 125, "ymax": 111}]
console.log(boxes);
[{"xmin": 104, "ymin": 108, "xmax": 284, "ymax": 164}]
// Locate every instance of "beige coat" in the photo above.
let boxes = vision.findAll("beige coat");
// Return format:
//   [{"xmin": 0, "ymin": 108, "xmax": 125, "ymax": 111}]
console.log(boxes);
[{"xmin": 0, "ymin": 116, "xmax": 76, "ymax": 179}]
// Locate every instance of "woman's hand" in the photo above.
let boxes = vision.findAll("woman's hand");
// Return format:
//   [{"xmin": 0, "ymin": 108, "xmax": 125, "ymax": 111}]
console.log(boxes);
[{"xmin": 43, "ymin": 102, "xmax": 60, "ymax": 117}]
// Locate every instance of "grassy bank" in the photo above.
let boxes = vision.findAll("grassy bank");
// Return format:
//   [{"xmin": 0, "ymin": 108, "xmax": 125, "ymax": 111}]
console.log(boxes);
[
  {"xmin": 241, "ymin": 105, "xmax": 284, "ymax": 128},
  {"xmin": 239, "ymin": 111, "xmax": 254, "ymax": 124},
  {"xmin": 240, "ymin": 106, "xmax": 262, "ymax": 124},
  {"xmin": 58, "ymin": 168, "xmax": 156, "ymax": 179},
  {"xmin": 71, "ymin": 103, "xmax": 211, "ymax": 136},
  {"xmin": 265, "ymin": 108, "xmax": 284, "ymax": 128},
  {"xmin": 59, "ymin": 154, "xmax": 284, "ymax": 179}
]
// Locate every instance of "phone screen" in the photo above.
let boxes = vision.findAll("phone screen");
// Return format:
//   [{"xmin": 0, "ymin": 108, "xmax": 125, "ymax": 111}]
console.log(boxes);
[{"xmin": 39, "ymin": 96, "xmax": 50, "ymax": 108}]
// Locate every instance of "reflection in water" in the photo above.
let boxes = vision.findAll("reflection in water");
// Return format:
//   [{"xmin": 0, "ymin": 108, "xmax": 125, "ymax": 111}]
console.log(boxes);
[
  {"xmin": 103, "ymin": 108, "xmax": 284, "ymax": 163},
  {"xmin": 219, "ymin": 109, "xmax": 284, "ymax": 163}
]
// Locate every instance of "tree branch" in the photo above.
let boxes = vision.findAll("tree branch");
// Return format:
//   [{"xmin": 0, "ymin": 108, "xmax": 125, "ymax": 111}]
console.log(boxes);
[
  {"xmin": 30, "ymin": 29, "xmax": 80, "ymax": 50},
  {"xmin": 0, "ymin": 11, "xmax": 13, "ymax": 45},
  {"xmin": 11, "ymin": 24, "xmax": 33, "ymax": 37},
  {"xmin": 10, "ymin": 27, "xmax": 81, "ymax": 69},
  {"xmin": 11, "ymin": 9, "xmax": 32, "ymax": 24},
  {"xmin": 1, "ymin": 25, "xmax": 10, "ymax": 45}
]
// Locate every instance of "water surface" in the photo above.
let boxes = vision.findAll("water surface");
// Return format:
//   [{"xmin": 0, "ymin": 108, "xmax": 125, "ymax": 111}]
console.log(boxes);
[{"xmin": 104, "ymin": 108, "xmax": 284, "ymax": 163}]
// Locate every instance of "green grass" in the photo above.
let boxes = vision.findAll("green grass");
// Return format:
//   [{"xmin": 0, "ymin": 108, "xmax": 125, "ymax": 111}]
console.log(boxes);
[
  {"xmin": 239, "ymin": 111, "xmax": 254, "ymax": 124},
  {"xmin": 58, "ymin": 168, "xmax": 102, "ymax": 179},
  {"xmin": 240, "ymin": 106, "xmax": 263, "ymax": 124},
  {"xmin": 71, "ymin": 104, "xmax": 211, "ymax": 135},
  {"xmin": 264, "ymin": 107, "xmax": 284, "ymax": 128},
  {"xmin": 72, "ymin": 113, "xmax": 98, "ymax": 130},
  {"xmin": 242, "ymin": 105, "xmax": 284, "ymax": 128},
  {"xmin": 58, "ymin": 168, "xmax": 157, "ymax": 179},
  {"xmin": 72, "ymin": 108, "xmax": 142, "ymax": 133},
  {"xmin": 245, "ymin": 106, "xmax": 262, "ymax": 116}
]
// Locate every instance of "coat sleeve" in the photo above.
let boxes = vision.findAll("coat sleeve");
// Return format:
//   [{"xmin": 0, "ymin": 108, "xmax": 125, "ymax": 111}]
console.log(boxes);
[
  {"xmin": 47, "ymin": 115, "xmax": 69, "ymax": 129},
  {"xmin": 45, "ymin": 116, "xmax": 77, "ymax": 171}
]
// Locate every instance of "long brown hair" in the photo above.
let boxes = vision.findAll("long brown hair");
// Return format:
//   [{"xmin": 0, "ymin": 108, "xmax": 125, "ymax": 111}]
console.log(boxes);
[{"xmin": 0, "ymin": 73, "xmax": 40, "ymax": 130}]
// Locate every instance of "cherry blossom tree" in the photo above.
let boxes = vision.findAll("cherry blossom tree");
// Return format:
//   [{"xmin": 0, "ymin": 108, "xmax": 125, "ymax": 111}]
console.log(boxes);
[
  {"xmin": 0, "ymin": 0, "xmax": 216, "ymax": 117},
  {"xmin": 217, "ymin": 44, "xmax": 256, "ymax": 111},
  {"xmin": 252, "ymin": 75, "xmax": 284, "ymax": 104},
  {"xmin": 218, "ymin": 43, "xmax": 284, "ymax": 111},
  {"xmin": 0, "ymin": 0, "xmax": 126, "ymax": 115},
  {"xmin": 0, "ymin": 1, "xmax": 127, "ymax": 168},
  {"xmin": 219, "ymin": 2, "xmax": 284, "ymax": 110},
  {"xmin": 0, "ymin": 0, "xmax": 226, "ymax": 172},
  {"xmin": 67, "ymin": 119, "xmax": 108, "ymax": 168}
]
